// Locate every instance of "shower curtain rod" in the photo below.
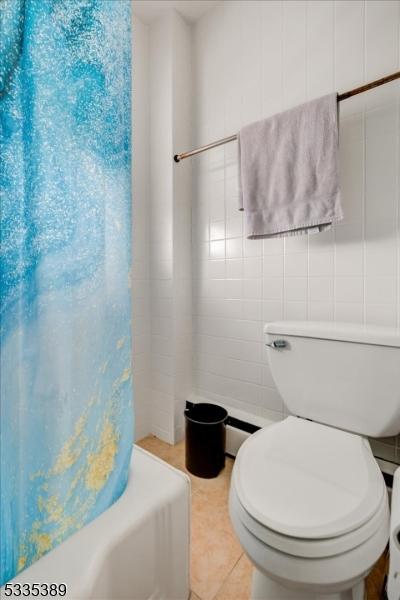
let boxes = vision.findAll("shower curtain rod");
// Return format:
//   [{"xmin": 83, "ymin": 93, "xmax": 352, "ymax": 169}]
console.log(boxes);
[{"xmin": 173, "ymin": 70, "xmax": 400, "ymax": 163}]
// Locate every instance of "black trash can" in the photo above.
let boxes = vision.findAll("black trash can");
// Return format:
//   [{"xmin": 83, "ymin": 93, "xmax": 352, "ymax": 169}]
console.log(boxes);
[{"xmin": 184, "ymin": 403, "xmax": 228, "ymax": 478}]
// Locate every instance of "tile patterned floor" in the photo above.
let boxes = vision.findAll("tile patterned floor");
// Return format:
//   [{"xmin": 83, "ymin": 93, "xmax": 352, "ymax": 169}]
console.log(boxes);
[{"xmin": 137, "ymin": 436, "xmax": 387, "ymax": 600}]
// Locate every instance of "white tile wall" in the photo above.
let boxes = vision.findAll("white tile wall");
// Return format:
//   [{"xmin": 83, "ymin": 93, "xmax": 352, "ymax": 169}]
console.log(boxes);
[
  {"xmin": 148, "ymin": 11, "xmax": 192, "ymax": 444},
  {"xmin": 132, "ymin": 11, "xmax": 192, "ymax": 444},
  {"xmin": 192, "ymin": 0, "xmax": 400, "ymax": 463},
  {"xmin": 149, "ymin": 15, "xmax": 175, "ymax": 444}
]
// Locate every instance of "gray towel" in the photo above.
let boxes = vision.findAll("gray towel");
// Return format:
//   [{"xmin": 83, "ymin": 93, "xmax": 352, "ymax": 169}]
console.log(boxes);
[{"xmin": 238, "ymin": 93, "xmax": 343, "ymax": 239}]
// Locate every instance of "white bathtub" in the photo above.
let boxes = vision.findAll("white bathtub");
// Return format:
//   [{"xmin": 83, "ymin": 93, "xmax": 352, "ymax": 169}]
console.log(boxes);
[{"xmin": 1, "ymin": 446, "xmax": 191, "ymax": 600}]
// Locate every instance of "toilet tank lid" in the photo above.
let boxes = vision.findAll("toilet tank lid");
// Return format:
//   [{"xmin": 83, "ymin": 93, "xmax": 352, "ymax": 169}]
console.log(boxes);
[{"xmin": 264, "ymin": 321, "xmax": 400, "ymax": 348}]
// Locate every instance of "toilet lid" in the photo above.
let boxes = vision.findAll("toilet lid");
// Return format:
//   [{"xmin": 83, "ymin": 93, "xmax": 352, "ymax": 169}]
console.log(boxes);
[{"xmin": 234, "ymin": 417, "xmax": 385, "ymax": 539}]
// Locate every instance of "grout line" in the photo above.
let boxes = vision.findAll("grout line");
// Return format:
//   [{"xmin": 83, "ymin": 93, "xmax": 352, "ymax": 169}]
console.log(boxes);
[{"xmin": 211, "ymin": 552, "xmax": 244, "ymax": 600}]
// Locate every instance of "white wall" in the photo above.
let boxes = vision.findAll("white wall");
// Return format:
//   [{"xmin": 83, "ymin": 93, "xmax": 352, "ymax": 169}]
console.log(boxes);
[
  {"xmin": 148, "ymin": 14, "xmax": 174, "ymax": 442},
  {"xmin": 172, "ymin": 15, "xmax": 193, "ymax": 442},
  {"xmin": 149, "ymin": 11, "xmax": 193, "ymax": 444},
  {"xmin": 132, "ymin": 10, "xmax": 193, "ymax": 445},
  {"xmin": 132, "ymin": 14, "xmax": 151, "ymax": 441},
  {"xmin": 191, "ymin": 0, "xmax": 400, "ymax": 463}
]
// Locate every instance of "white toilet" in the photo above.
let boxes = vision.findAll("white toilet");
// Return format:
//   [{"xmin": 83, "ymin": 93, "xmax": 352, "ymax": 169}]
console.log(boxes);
[{"xmin": 229, "ymin": 321, "xmax": 400, "ymax": 600}]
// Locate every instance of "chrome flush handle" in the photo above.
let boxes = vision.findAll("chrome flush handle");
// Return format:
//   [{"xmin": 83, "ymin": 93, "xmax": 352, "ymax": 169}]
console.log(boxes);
[{"xmin": 266, "ymin": 339, "xmax": 288, "ymax": 349}]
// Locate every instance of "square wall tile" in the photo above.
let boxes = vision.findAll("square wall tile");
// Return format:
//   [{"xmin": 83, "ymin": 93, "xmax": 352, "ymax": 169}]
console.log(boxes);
[
  {"xmin": 365, "ymin": 277, "xmax": 397, "ymax": 305},
  {"xmin": 210, "ymin": 221, "xmax": 226, "ymax": 241},
  {"xmin": 264, "ymin": 254, "xmax": 284, "ymax": 277},
  {"xmin": 263, "ymin": 238, "xmax": 284, "ymax": 255},
  {"xmin": 365, "ymin": 303, "xmax": 398, "ymax": 327},
  {"xmin": 285, "ymin": 277, "xmax": 308, "ymax": 302},
  {"xmin": 263, "ymin": 301, "xmax": 284, "ymax": 322},
  {"xmin": 336, "ymin": 277, "xmax": 364, "ymax": 303},
  {"xmin": 244, "ymin": 257, "xmax": 263, "ymax": 278},
  {"xmin": 309, "ymin": 302, "xmax": 334, "ymax": 321},
  {"xmin": 226, "ymin": 238, "xmax": 243, "ymax": 258},
  {"xmin": 226, "ymin": 258, "xmax": 243, "ymax": 279},
  {"xmin": 226, "ymin": 216, "xmax": 243, "ymax": 239},
  {"xmin": 284, "ymin": 301, "xmax": 308, "ymax": 320},
  {"xmin": 309, "ymin": 253, "xmax": 334, "ymax": 278},
  {"xmin": 210, "ymin": 240, "xmax": 226, "ymax": 259},
  {"xmin": 334, "ymin": 302, "xmax": 364, "ymax": 323},
  {"xmin": 244, "ymin": 279, "xmax": 263, "ymax": 299},
  {"xmin": 208, "ymin": 260, "xmax": 226, "ymax": 279},
  {"xmin": 284, "ymin": 253, "xmax": 307, "ymax": 277},
  {"xmin": 263, "ymin": 277, "xmax": 284, "ymax": 301}
]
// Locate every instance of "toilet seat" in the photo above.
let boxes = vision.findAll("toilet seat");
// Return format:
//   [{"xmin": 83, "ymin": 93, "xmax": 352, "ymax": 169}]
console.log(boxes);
[
  {"xmin": 230, "ymin": 483, "xmax": 388, "ymax": 558},
  {"xmin": 230, "ymin": 487, "xmax": 390, "ymax": 593},
  {"xmin": 233, "ymin": 417, "xmax": 386, "ymax": 541}
]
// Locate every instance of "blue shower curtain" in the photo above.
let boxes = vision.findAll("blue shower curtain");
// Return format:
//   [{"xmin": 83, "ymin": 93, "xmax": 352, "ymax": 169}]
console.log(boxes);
[{"xmin": 0, "ymin": 0, "xmax": 132, "ymax": 585}]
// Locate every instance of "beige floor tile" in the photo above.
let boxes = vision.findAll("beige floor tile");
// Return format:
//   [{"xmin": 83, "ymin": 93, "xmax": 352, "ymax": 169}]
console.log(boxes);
[
  {"xmin": 137, "ymin": 436, "xmax": 197, "ymax": 489},
  {"xmin": 215, "ymin": 553, "xmax": 253, "ymax": 600},
  {"xmin": 140, "ymin": 435, "xmax": 234, "ymax": 497},
  {"xmin": 190, "ymin": 487, "xmax": 242, "ymax": 600},
  {"xmin": 136, "ymin": 435, "xmax": 179, "ymax": 463},
  {"xmin": 187, "ymin": 458, "xmax": 234, "ymax": 498},
  {"xmin": 138, "ymin": 435, "xmax": 242, "ymax": 600},
  {"xmin": 138, "ymin": 434, "xmax": 387, "ymax": 600}
]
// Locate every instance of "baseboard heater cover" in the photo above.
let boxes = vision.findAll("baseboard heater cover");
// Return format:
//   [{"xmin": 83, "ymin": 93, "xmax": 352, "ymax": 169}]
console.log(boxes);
[
  {"xmin": 184, "ymin": 401, "xmax": 395, "ymax": 489},
  {"xmin": 186, "ymin": 401, "xmax": 260, "ymax": 434}
]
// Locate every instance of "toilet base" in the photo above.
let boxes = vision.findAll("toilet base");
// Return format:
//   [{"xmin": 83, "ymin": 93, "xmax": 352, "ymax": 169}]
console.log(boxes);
[{"xmin": 251, "ymin": 569, "xmax": 365, "ymax": 600}]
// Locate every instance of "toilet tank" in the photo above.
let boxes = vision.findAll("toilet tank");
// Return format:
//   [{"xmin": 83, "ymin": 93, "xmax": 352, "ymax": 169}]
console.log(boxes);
[{"xmin": 265, "ymin": 321, "xmax": 400, "ymax": 438}]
